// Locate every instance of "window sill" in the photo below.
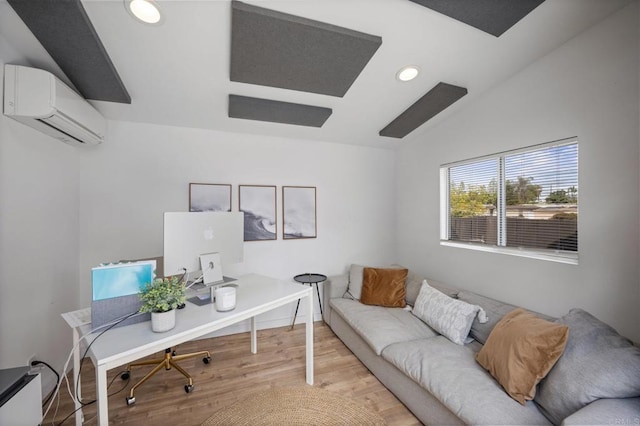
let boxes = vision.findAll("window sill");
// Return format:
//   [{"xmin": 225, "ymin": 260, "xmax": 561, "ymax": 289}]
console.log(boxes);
[{"xmin": 440, "ymin": 241, "xmax": 579, "ymax": 265}]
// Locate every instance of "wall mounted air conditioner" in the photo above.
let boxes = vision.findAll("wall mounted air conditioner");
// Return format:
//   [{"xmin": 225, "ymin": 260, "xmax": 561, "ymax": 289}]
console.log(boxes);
[{"xmin": 3, "ymin": 64, "xmax": 106, "ymax": 146}]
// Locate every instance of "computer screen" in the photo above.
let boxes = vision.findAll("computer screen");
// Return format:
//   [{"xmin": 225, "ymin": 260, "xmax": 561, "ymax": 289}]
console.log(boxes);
[
  {"xmin": 163, "ymin": 212, "xmax": 244, "ymax": 277},
  {"xmin": 91, "ymin": 260, "xmax": 156, "ymax": 301}
]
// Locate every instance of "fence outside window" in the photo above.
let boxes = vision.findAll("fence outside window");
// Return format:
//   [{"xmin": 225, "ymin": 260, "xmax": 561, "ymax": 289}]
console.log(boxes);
[{"xmin": 440, "ymin": 138, "xmax": 578, "ymax": 263}]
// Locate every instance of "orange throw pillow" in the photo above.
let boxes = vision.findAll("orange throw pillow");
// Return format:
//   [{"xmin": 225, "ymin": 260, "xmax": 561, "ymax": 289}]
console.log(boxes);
[
  {"xmin": 360, "ymin": 267, "xmax": 408, "ymax": 308},
  {"xmin": 476, "ymin": 308, "xmax": 569, "ymax": 405}
]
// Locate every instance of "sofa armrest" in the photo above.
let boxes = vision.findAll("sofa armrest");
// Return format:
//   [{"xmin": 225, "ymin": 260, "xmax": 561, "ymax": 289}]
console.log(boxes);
[
  {"xmin": 322, "ymin": 274, "xmax": 349, "ymax": 326},
  {"xmin": 561, "ymin": 397, "xmax": 640, "ymax": 425}
]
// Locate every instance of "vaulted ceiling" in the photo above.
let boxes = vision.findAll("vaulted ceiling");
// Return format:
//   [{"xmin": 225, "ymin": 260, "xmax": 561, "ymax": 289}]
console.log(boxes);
[{"xmin": 0, "ymin": 0, "xmax": 633, "ymax": 149}]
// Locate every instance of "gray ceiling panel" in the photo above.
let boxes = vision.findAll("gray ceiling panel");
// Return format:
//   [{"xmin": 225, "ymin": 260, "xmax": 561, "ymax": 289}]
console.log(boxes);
[
  {"xmin": 229, "ymin": 95, "xmax": 332, "ymax": 128},
  {"xmin": 379, "ymin": 83, "xmax": 467, "ymax": 139},
  {"xmin": 230, "ymin": 1, "xmax": 382, "ymax": 97},
  {"xmin": 409, "ymin": 0, "xmax": 545, "ymax": 37},
  {"xmin": 7, "ymin": 0, "xmax": 130, "ymax": 103}
]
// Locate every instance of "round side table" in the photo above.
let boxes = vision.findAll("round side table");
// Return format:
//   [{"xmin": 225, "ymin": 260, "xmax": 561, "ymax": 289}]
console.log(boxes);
[{"xmin": 291, "ymin": 273, "xmax": 327, "ymax": 329}]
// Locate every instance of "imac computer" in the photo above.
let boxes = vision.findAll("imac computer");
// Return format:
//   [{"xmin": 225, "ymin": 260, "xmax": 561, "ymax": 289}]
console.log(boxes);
[{"xmin": 163, "ymin": 212, "xmax": 244, "ymax": 285}]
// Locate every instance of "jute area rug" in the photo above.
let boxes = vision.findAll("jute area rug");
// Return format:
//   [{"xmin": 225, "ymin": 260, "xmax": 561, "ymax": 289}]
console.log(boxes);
[{"xmin": 201, "ymin": 386, "xmax": 386, "ymax": 425}]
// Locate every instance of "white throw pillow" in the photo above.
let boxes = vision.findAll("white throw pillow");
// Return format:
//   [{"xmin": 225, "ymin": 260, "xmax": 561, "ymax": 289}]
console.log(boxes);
[
  {"xmin": 412, "ymin": 280, "xmax": 487, "ymax": 345},
  {"xmin": 346, "ymin": 264, "xmax": 365, "ymax": 299}
]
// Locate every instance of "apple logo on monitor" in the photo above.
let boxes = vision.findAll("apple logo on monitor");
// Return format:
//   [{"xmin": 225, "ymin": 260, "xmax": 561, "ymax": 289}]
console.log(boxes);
[{"xmin": 204, "ymin": 226, "xmax": 215, "ymax": 240}]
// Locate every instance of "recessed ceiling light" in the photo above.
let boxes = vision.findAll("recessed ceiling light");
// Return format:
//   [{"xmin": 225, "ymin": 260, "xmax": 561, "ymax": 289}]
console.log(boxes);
[
  {"xmin": 126, "ymin": 0, "xmax": 162, "ymax": 25},
  {"xmin": 396, "ymin": 66, "xmax": 420, "ymax": 82}
]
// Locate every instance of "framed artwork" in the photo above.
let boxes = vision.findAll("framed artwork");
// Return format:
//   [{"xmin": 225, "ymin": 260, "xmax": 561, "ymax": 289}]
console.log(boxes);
[
  {"xmin": 283, "ymin": 186, "xmax": 317, "ymax": 239},
  {"xmin": 239, "ymin": 185, "xmax": 277, "ymax": 241},
  {"xmin": 189, "ymin": 183, "xmax": 232, "ymax": 212}
]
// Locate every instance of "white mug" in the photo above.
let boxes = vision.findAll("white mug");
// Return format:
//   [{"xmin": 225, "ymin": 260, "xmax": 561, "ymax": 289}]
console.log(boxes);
[{"xmin": 213, "ymin": 286, "xmax": 236, "ymax": 312}]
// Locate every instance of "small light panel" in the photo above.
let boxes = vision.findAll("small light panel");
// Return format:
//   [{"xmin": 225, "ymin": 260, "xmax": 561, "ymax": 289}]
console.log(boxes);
[
  {"xmin": 396, "ymin": 66, "xmax": 420, "ymax": 82},
  {"xmin": 127, "ymin": 0, "xmax": 162, "ymax": 24}
]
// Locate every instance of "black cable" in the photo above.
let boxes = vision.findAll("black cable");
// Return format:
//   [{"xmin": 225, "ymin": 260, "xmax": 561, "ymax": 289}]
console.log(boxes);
[
  {"xmin": 57, "ymin": 369, "xmax": 130, "ymax": 426},
  {"xmin": 56, "ymin": 402, "xmax": 84, "ymax": 426},
  {"xmin": 31, "ymin": 360, "xmax": 60, "ymax": 408},
  {"xmin": 60, "ymin": 277, "xmax": 183, "ymax": 423},
  {"xmin": 178, "ymin": 270, "xmax": 189, "ymax": 309},
  {"xmin": 75, "ymin": 310, "xmax": 139, "ymax": 405}
]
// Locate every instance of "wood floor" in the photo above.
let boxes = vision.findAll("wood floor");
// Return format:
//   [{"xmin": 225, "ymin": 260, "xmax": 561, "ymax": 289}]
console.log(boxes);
[{"xmin": 43, "ymin": 322, "xmax": 421, "ymax": 425}]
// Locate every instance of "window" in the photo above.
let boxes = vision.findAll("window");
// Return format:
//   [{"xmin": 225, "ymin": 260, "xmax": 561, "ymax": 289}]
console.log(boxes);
[{"xmin": 440, "ymin": 138, "xmax": 578, "ymax": 264}]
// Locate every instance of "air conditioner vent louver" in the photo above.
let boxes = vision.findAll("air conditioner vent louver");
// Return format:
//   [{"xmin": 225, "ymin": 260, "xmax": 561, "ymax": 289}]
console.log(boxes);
[{"xmin": 3, "ymin": 64, "xmax": 106, "ymax": 146}]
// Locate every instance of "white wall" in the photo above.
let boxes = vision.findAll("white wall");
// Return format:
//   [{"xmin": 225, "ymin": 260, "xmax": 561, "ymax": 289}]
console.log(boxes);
[
  {"xmin": 0, "ymin": 37, "xmax": 80, "ymax": 386},
  {"xmin": 77, "ymin": 121, "xmax": 397, "ymax": 331},
  {"xmin": 0, "ymin": 37, "xmax": 396, "ymax": 392},
  {"xmin": 397, "ymin": 2, "xmax": 640, "ymax": 342},
  {"xmin": 2, "ymin": 0, "xmax": 636, "ymax": 402}
]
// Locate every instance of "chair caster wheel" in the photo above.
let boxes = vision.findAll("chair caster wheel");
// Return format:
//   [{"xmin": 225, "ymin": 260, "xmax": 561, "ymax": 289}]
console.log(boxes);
[
  {"xmin": 172, "ymin": 350, "xmax": 177, "ymax": 356},
  {"xmin": 185, "ymin": 384, "xmax": 193, "ymax": 393},
  {"xmin": 203, "ymin": 356, "xmax": 211, "ymax": 364},
  {"xmin": 121, "ymin": 372, "xmax": 130, "ymax": 380},
  {"xmin": 126, "ymin": 396, "xmax": 136, "ymax": 406}
]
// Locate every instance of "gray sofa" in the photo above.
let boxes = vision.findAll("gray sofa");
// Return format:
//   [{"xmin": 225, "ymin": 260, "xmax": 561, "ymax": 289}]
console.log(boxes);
[{"xmin": 322, "ymin": 266, "xmax": 640, "ymax": 425}]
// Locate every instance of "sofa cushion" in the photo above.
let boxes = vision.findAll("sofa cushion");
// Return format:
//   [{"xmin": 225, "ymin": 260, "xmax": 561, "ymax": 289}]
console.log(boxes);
[
  {"xmin": 391, "ymin": 265, "xmax": 459, "ymax": 306},
  {"xmin": 403, "ymin": 267, "xmax": 424, "ymax": 306},
  {"xmin": 347, "ymin": 264, "xmax": 366, "ymax": 299},
  {"xmin": 457, "ymin": 290, "xmax": 554, "ymax": 345},
  {"xmin": 330, "ymin": 298, "xmax": 437, "ymax": 355},
  {"xmin": 534, "ymin": 309, "xmax": 640, "ymax": 425},
  {"xmin": 381, "ymin": 337, "xmax": 551, "ymax": 425},
  {"xmin": 560, "ymin": 397, "xmax": 640, "ymax": 426},
  {"xmin": 476, "ymin": 308, "xmax": 568, "ymax": 405},
  {"xmin": 412, "ymin": 281, "xmax": 487, "ymax": 345},
  {"xmin": 360, "ymin": 267, "xmax": 407, "ymax": 308}
]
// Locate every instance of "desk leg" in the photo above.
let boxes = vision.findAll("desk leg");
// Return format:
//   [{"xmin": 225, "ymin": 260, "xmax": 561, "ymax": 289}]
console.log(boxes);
[
  {"xmin": 72, "ymin": 327, "xmax": 83, "ymax": 426},
  {"xmin": 306, "ymin": 289, "xmax": 314, "ymax": 385},
  {"xmin": 251, "ymin": 316, "xmax": 257, "ymax": 354},
  {"xmin": 95, "ymin": 365, "xmax": 109, "ymax": 425}
]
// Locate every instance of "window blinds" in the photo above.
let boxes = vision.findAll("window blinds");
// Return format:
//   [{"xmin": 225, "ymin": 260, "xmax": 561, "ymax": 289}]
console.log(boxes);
[{"xmin": 444, "ymin": 139, "xmax": 578, "ymax": 254}]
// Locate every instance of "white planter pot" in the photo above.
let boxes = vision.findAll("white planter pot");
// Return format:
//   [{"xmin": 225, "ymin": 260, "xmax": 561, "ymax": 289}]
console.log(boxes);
[{"xmin": 151, "ymin": 309, "xmax": 176, "ymax": 332}]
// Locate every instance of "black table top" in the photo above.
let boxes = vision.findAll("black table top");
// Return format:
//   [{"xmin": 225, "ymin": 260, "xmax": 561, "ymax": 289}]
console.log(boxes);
[{"xmin": 293, "ymin": 273, "xmax": 327, "ymax": 284}]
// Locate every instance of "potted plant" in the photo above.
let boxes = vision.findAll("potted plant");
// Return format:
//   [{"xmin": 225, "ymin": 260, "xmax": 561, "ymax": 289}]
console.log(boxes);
[{"xmin": 139, "ymin": 276, "xmax": 186, "ymax": 332}]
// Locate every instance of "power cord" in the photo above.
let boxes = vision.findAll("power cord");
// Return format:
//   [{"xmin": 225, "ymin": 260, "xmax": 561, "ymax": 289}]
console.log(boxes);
[
  {"xmin": 185, "ymin": 272, "xmax": 205, "ymax": 289},
  {"xmin": 44, "ymin": 311, "xmax": 140, "ymax": 425},
  {"xmin": 41, "ymin": 310, "xmax": 144, "ymax": 424},
  {"xmin": 43, "ymin": 269, "xmax": 185, "ymax": 424},
  {"xmin": 30, "ymin": 360, "xmax": 60, "ymax": 408},
  {"xmin": 56, "ymin": 369, "xmax": 130, "ymax": 426},
  {"xmin": 75, "ymin": 311, "xmax": 139, "ymax": 405}
]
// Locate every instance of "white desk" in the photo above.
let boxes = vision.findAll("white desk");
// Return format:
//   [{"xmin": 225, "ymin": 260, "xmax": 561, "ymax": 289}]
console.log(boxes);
[{"xmin": 62, "ymin": 274, "xmax": 314, "ymax": 426}]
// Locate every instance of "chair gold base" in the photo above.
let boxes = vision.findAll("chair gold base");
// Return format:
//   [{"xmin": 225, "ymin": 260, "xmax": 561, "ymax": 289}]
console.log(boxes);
[{"xmin": 124, "ymin": 347, "xmax": 211, "ymax": 405}]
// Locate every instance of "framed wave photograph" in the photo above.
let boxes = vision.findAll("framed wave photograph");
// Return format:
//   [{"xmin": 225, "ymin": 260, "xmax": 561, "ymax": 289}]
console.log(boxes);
[
  {"xmin": 189, "ymin": 183, "xmax": 232, "ymax": 212},
  {"xmin": 239, "ymin": 185, "xmax": 277, "ymax": 241},
  {"xmin": 283, "ymin": 186, "xmax": 317, "ymax": 239}
]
